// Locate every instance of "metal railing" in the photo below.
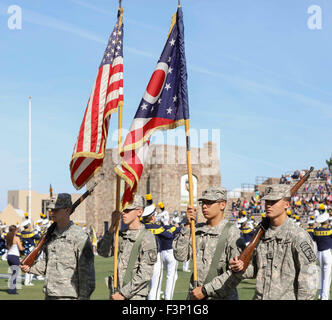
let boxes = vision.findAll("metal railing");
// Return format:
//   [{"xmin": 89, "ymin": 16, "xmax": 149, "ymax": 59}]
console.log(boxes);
[
  {"xmin": 255, "ymin": 176, "xmax": 269, "ymax": 185},
  {"xmin": 241, "ymin": 183, "xmax": 255, "ymax": 192}
]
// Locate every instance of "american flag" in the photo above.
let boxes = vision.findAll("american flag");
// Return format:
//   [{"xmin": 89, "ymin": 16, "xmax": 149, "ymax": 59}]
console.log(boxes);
[
  {"xmin": 115, "ymin": 7, "xmax": 189, "ymax": 209},
  {"xmin": 70, "ymin": 9, "xmax": 124, "ymax": 190}
]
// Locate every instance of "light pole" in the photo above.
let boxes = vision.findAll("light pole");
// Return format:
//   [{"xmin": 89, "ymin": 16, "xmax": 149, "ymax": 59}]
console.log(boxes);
[{"xmin": 28, "ymin": 96, "xmax": 32, "ymax": 221}]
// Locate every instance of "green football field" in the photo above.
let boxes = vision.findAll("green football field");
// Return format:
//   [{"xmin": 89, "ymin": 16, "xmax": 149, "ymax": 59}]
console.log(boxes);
[{"xmin": 0, "ymin": 255, "xmax": 325, "ymax": 300}]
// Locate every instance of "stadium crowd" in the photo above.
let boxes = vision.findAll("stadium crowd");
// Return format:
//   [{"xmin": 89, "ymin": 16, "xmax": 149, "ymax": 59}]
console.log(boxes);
[{"xmin": 231, "ymin": 167, "xmax": 332, "ymax": 221}]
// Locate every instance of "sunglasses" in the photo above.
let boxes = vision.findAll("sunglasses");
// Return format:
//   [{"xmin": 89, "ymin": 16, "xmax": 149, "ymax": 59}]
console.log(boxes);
[{"xmin": 198, "ymin": 200, "xmax": 220, "ymax": 206}]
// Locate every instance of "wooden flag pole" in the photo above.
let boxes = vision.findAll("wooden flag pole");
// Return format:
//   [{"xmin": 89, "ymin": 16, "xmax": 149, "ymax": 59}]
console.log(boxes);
[
  {"xmin": 113, "ymin": 103, "xmax": 122, "ymax": 291},
  {"xmin": 184, "ymin": 119, "xmax": 198, "ymax": 287},
  {"xmin": 112, "ymin": 0, "xmax": 124, "ymax": 293}
]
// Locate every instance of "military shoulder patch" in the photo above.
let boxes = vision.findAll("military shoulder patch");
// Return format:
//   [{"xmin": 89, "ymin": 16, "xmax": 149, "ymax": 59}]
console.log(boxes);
[
  {"xmin": 147, "ymin": 250, "xmax": 157, "ymax": 264},
  {"xmin": 299, "ymin": 242, "xmax": 316, "ymax": 263}
]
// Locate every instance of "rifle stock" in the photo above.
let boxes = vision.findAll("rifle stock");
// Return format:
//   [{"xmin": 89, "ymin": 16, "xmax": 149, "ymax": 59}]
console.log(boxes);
[
  {"xmin": 20, "ymin": 180, "xmax": 100, "ymax": 267},
  {"xmin": 107, "ymin": 275, "xmax": 119, "ymax": 299},
  {"xmin": 238, "ymin": 166, "xmax": 314, "ymax": 272}
]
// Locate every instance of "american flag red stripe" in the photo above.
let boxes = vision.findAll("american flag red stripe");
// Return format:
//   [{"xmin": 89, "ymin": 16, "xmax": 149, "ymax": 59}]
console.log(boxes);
[
  {"xmin": 115, "ymin": 140, "xmax": 150, "ymax": 207},
  {"xmin": 70, "ymin": 9, "xmax": 124, "ymax": 190},
  {"xmin": 121, "ymin": 117, "xmax": 177, "ymax": 153}
]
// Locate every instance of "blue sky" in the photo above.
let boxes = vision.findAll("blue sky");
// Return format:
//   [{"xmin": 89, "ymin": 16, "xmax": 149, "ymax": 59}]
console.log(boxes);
[{"xmin": 0, "ymin": 0, "xmax": 331, "ymax": 211}]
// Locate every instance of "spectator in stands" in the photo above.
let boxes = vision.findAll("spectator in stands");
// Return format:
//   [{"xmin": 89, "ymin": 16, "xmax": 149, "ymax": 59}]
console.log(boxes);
[
  {"xmin": 305, "ymin": 183, "xmax": 313, "ymax": 192},
  {"xmin": 316, "ymin": 169, "xmax": 325, "ymax": 180},
  {"xmin": 292, "ymin": 170, "xmax": 300, "ymax": 179},
  {"xmin": 232, "ymin": 201, "xmax": 237, "ymax": 211},
  {"xmin": 280, "ymin": 175, "xmax": 286, "ymax": 184}
]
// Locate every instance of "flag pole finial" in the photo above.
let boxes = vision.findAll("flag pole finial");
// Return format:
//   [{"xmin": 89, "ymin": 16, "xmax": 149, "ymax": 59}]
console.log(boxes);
[
  {"xmin": 178, "ymin": 0, "xmax": 181, "ymax": 7},
  {"xmin": 119, "ymin": 0, "xmax": 122, "ymax": 8}
]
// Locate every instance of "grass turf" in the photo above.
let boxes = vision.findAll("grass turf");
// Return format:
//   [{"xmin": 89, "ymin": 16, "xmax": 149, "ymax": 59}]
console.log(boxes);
[{"xmin": 0, "ymin": 256, "xmax": 321, "ymax": 300}]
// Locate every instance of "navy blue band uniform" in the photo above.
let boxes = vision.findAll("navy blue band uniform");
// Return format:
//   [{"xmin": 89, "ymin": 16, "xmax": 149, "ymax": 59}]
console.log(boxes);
[
  {"xmin": 0, "ymin": 233, "xmax": 6, "ymax": 256},
  {"xmin": 143, "ymin": 222, "xmax": 175, "ymax": 252},
  {"xmin": 159, "ymin": 224, "xmax": 182, "ymax": 251},
  {"xmin": 141, "ymin": 203, "xmax": 175, "ymax": 251},
  {"xmin": 306, "ymin": 227, "xmax": 315, "ymax": 240},
  {"xmin": 240, "ymin": 226, "xmax": 255, "ymax": 244},
  {"xmin": 20, "ymin": 230, "xmax": 41, "ymax": 256},
  {"xmin": 313, "ymin": 226, "xmax": 332, "ymax": 251}
]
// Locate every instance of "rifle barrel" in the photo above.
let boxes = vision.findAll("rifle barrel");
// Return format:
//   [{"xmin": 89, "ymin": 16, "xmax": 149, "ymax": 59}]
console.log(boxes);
[{"xmin": 70, "ymin": 181, "xmax": 97, "ymax": 214}]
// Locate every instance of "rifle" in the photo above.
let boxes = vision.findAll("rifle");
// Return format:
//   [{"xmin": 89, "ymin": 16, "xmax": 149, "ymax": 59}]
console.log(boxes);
[
  {"xmin": 21, "ymin": 178, "xmax": 101, "ymax": 267},
  {"xmin": 107, "ymin": 275, "xmax": 115, "ymax": 298},
  {"xmin": 237, "ymin": 166, "xmax": 314, "ymax": 272}
]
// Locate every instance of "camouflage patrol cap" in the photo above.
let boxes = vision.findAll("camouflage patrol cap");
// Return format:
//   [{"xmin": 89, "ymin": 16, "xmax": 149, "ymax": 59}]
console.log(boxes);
[
  {"xmin": 262, "ymin": 184, "xmax": 291, "ymax": 201},
  {"xmin": 198, "ymin": 187, "xmax": 227, "ymax": 202},
  {"xmin": 47, "ymin": 193, "xmax": 72, "ymax": 210},
  {"xmin": 126, "ymin": 195, "xmax": 145, "ymax": 210}
]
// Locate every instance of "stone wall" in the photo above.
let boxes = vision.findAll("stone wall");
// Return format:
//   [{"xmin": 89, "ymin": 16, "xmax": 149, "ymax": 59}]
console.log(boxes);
[{"xmin": 86, "ymin": 142, "xmax": 221, "ymax": 235}]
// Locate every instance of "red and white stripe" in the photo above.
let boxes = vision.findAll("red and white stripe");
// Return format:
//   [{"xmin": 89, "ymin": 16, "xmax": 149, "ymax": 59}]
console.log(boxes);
[
  {"xmin": 121, "ymin": 117, "xmax": 176, "ymax": 152},
  {"xmin": 115, "ymin": 139, "xmax": 150, "ymax": 209},
  {"xmin": 70, "ymin": 56, "xmax": 123, "ymax": 190}
]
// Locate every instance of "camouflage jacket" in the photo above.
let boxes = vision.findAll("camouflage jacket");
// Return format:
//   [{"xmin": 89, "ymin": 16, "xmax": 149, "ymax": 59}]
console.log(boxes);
[
  {"xmin": 221, "ymin": 217, "xmax": 318, "ymax": 300},
  {"xmin": 97, "ymin": 224, "xmax": 158, "ymax": 300},
  {"xmin": 29, "ymin": 221, "xmax": 95, "ymax": 299},
  {"xmin": 173, "ymin": 218, "xmax": 245, "ymax": 300}
]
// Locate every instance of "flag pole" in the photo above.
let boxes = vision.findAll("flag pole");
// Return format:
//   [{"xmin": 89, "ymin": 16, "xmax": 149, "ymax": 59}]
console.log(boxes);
[
  {"xmin": 113, "ymin": 0, "xmax": 123, "ymax": 294},
  {"xmin": 49, "ymin": 184, "xmax": 53, "ymax": 219},
  {"xmin": 178, "ymin": 0, "xmax": 197, "ymax": 288},
  {"xmin": 184, "ymin": 118, "xmax": 198, "ymax": 288},
  {"xmin": 28, "ymin": 96, "xmax": 32, "ymax": 221}
]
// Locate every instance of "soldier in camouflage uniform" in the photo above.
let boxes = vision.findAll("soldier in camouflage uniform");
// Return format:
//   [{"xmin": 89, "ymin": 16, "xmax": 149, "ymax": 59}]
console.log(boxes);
[
  {"xmin": 20, "ymin": 193, "xmax": 95, "ymax": 300},
  {"xmin": 229, "ymin": 184, "xmax": 319, "ymax": 300},
  {"xmin": 97, "ymin": 195, "xmax": 158, "ymax": 300},
  {"xmin": 173, "ymin": 187, "xmax": 245, "ymax": 300}
]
